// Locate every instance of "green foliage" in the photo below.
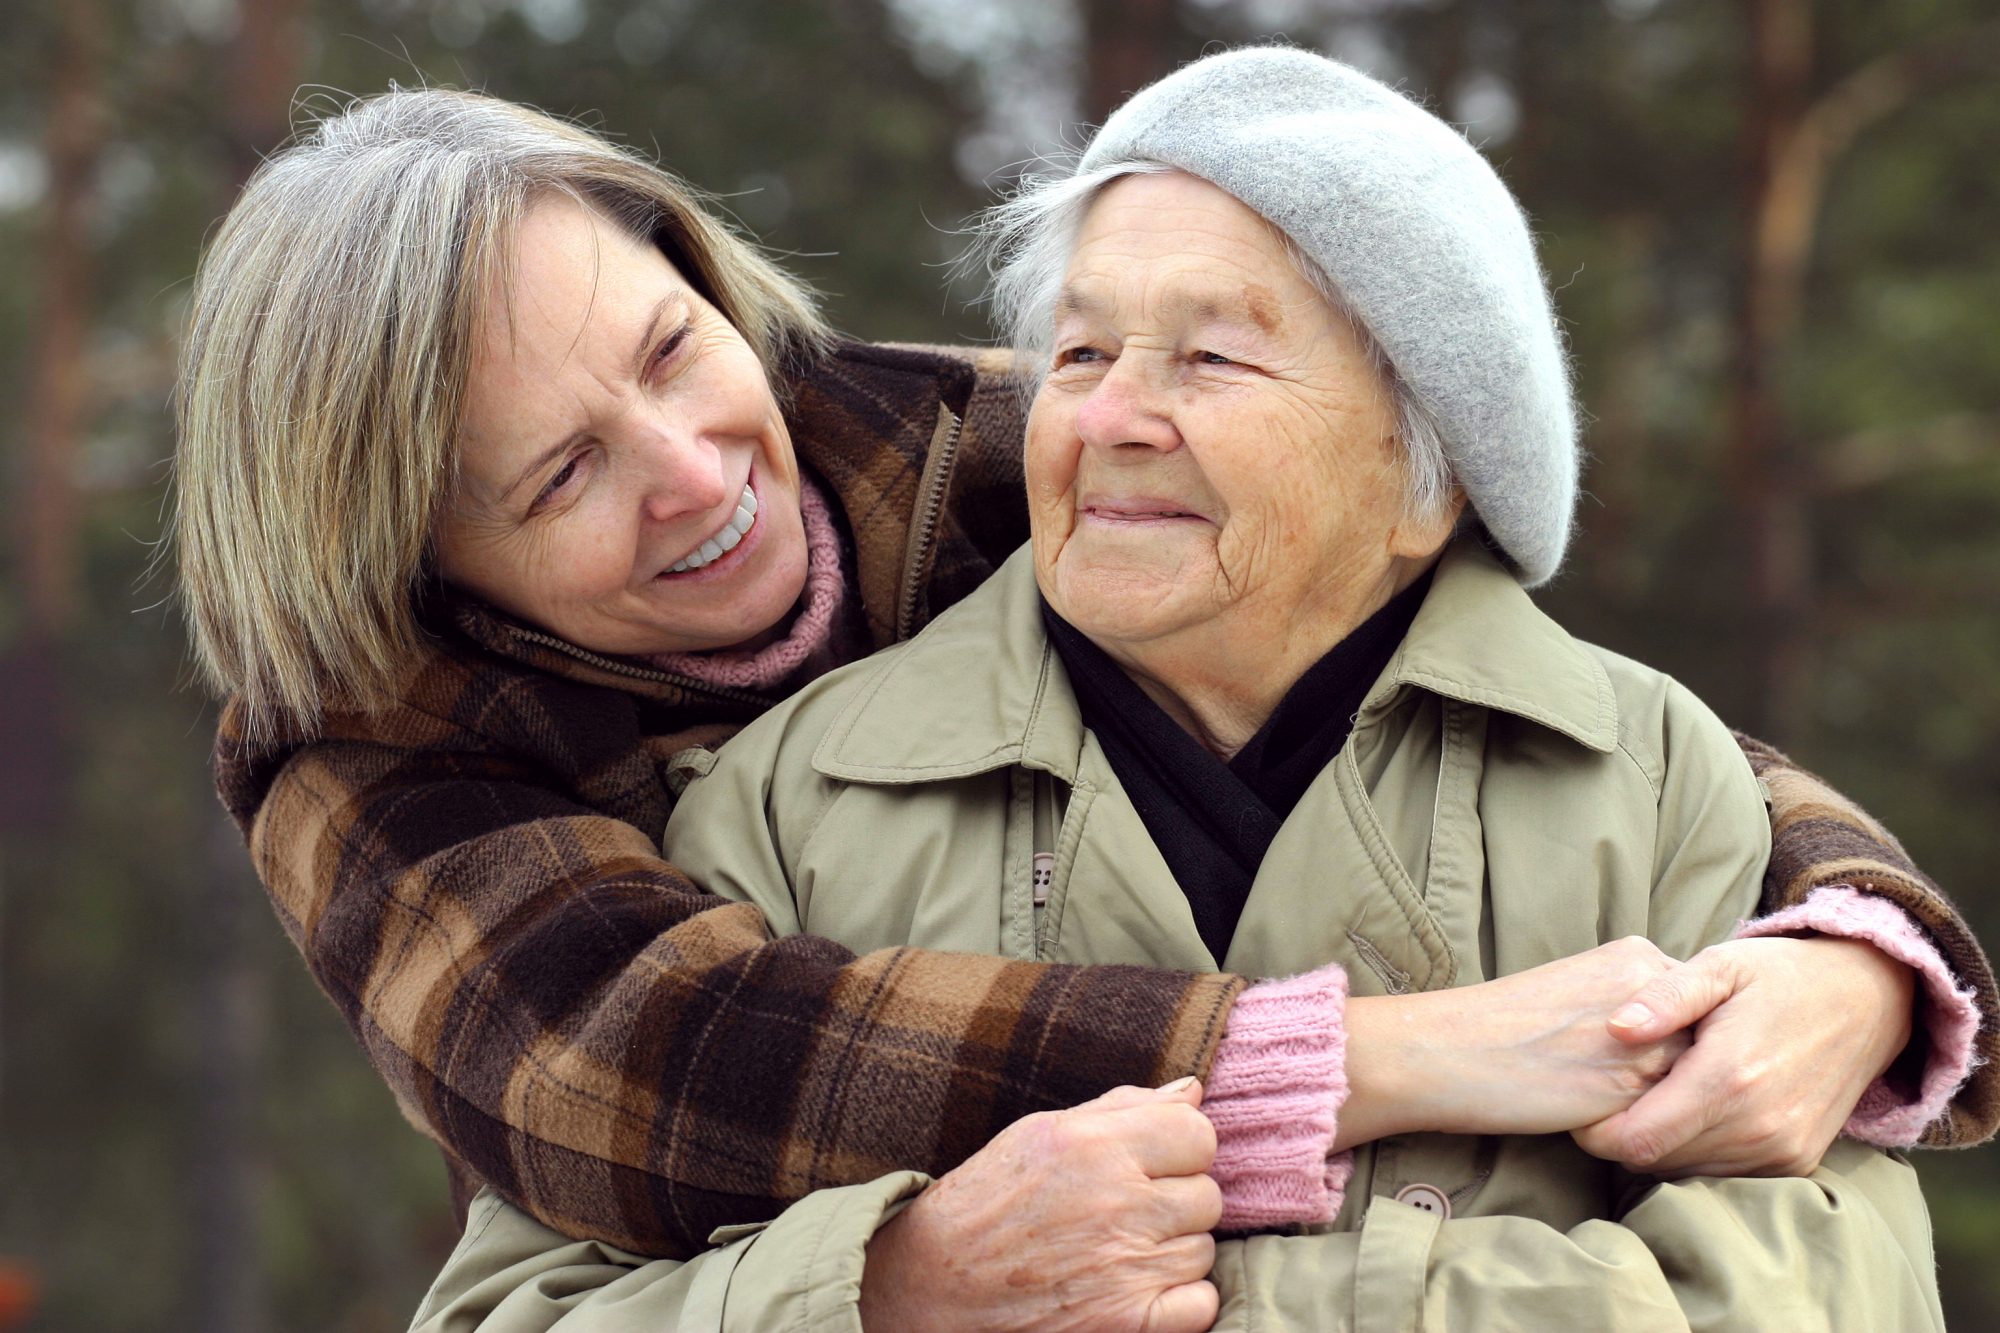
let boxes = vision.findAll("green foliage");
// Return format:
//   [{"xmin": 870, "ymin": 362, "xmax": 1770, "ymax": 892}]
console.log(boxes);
[{"xmin": 2, "ymin": 0, "xmax": 1995, "ymax": 1327}]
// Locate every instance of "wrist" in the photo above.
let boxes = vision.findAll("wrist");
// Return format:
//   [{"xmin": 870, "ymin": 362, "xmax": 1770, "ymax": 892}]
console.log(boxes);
[
  {"xmin": 1817, "ymin": 935, "xmax": 1917, "ymax": 1076},
  {"xmin": 1334, "ymin": 992, "xmax": 1443, "ymax": 1149},
  {"xmin": 857, "ymin": 1205, "xmax": 921, "ymax": 1332}
]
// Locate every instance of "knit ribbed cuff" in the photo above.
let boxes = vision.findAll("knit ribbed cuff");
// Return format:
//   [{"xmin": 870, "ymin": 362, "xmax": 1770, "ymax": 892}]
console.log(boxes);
[
  {"xmin": 1205, "ymin": 961, "xmax": 1351, "ymax": 1231},
  {"xmin": 1734, "ymin": 884, "xmax": 1981, "ymax": 1147}
]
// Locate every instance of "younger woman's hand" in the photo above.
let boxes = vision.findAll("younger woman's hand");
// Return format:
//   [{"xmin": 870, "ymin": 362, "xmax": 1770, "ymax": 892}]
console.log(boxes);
[
  {"xmin": 1570, "ymin": 934, "xmax": 1915, "ymax": 1177},
  {"xmin": 1338, "ymin": 937, "xmax": 1692, "ymax": 1149}
]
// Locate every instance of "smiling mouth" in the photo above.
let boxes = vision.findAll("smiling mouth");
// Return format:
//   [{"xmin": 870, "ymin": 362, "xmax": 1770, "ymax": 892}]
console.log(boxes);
[
  {"xmin": 664, "ymin": 484, "xmax": 758, "ymax": 574},
  {"xmin": 1082, "ymin": 505, "xmax": 1206, "ymax": 522}
]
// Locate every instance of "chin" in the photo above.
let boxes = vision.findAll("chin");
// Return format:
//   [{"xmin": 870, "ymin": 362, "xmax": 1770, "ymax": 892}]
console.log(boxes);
[{"xmin": 1052, "ymin": 578, "xmax": 1200, "ymax": 648}]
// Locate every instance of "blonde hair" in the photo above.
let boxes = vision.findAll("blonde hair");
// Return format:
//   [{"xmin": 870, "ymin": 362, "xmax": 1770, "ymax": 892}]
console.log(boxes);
[{"xmin": 173, "ymin": 87, "xmax": 830, "ymax": 744}]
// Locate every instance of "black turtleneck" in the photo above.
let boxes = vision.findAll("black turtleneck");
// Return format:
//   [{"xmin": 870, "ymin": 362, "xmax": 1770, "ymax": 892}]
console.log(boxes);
[{"xmin": 1042, "ymin": 570, "xmax": 1432, "ymax": 962}]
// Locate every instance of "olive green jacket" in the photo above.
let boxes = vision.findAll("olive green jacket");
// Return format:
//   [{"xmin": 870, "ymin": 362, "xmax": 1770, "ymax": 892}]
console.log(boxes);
[{"xmin": 412, "ymin": 539, "xmax": 1942, "ymax": 1332}]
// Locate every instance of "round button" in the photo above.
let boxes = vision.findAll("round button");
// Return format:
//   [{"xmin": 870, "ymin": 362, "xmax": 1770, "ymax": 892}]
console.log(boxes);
[{"xmin": 1393, "ymin": 1183, "xmax": 1452, "ymax": 1220}]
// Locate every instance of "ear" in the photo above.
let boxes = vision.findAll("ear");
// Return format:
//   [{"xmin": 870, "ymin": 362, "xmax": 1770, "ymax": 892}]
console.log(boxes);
[{"xmin": 1388, "ymin": 485, "xmax": 1468, "ymax": 561}]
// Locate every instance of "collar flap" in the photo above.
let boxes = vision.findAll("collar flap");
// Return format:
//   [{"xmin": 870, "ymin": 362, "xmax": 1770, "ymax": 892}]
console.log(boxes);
[
  {"xmin": 812, "ymin": 548, "xmax": 1083, "ymax": 784},
  {"xmin": 1370, "ymin": 540, "xmax": 1618, "ymax": 753}
]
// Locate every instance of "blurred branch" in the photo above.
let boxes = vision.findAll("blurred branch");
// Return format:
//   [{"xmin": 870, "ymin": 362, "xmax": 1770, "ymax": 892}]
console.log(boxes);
[
  {"xmin": 1760, "ymin": 16, "xmax": 2000, "ymax": 345},
  {"xmin": 1815, "ymin": 412, "xmax": 2000, "ymax": 495},
  {"xmin": 1814, "ymin": 582, "xmax": 2000, "ymax": 635}
]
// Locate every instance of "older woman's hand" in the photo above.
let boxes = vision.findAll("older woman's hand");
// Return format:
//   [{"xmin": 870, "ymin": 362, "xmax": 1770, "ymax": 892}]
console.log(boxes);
[
  {"xmin": 1571, "ymin": 934, "xmax": 1915, "ymax": 1177},
  {"xmin": 857, "ymin": 1078, "xmax": 1222, "ymax": 1333}
]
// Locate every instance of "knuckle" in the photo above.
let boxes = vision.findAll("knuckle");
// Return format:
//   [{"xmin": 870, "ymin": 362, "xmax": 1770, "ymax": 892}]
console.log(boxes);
[
  {"xmin": 1622, "ymin": 1126, "xmax": 1667, "ymax": 1168},
  {"xmin": 1194, "ymin": 1176, "xmax": 1224, "ymax": 1228}
]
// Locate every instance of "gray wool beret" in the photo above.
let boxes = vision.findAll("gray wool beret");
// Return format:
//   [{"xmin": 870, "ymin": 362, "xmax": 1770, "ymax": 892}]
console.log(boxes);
[{"xmin": 1078, "ymin": 45, "xmax": 1578, "ymax": 587}]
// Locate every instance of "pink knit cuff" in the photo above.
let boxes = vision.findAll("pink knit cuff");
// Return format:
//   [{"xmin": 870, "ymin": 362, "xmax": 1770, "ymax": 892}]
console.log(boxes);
[
  {"xmin": 1205, "ymin": 962, "xmax": 1352, "ymax": 1231},
  {"xmin": 1733, "ymin": 885, "xmax": 1981, "ymax": 1147}
]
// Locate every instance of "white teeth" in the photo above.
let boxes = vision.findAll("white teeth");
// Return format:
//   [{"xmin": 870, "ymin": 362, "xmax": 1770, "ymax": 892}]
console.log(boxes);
[{"xmin": 665, "ymin": 484, "xmax": 758, "ymax": 574}]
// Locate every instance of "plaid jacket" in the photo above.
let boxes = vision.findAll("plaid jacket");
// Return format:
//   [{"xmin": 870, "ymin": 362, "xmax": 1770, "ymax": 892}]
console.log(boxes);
[{"xmin": 215, "ymin": 340, "xmax": 1998, "ymax": 1260}]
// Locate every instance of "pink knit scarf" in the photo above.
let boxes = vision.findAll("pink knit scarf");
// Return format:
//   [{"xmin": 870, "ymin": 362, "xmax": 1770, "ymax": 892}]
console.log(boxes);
[{"xmin": 646, "ymin": 475, "xmax": 846, "ymax": 692}]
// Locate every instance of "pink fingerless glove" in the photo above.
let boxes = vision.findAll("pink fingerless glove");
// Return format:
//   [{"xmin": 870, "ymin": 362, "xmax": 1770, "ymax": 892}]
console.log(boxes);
[
  {"xmin": 1734, "ymin": 884, "xmax": 1981, "ymax": 1146},
  {"xmin": 1204, "ymin": 962, "xmax": 1353, "ymax": 1230}
]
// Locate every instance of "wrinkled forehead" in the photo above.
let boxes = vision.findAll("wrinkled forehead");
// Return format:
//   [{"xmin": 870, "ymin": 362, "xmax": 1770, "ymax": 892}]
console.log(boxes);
[
  {"xmin": 1053, "ymin": 170, "xmax": 1324, "ymax": 335},
  {"xmin": 1055, "ymin": 281, "xmax": 1290, "ymax": 337}
]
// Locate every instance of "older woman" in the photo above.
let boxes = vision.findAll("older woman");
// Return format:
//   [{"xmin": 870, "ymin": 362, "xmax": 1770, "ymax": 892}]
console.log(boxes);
[
  {"xmin": 175, "ymin": 75, "xmax": 1989, "ymax": 1323},
  {"xmin": 404, "ymin": 49, "xmax": 1975, "ymax": 1331}
]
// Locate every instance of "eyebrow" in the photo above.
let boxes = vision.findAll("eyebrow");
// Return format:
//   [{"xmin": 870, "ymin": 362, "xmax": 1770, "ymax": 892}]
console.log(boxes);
[
  {"xmin": 497, "ymin": 291, "xmax": 689, "ymax": 506},
  {"xmin": 1055, "ymin": 283, "xmax": 1283, "ymax": 335}
]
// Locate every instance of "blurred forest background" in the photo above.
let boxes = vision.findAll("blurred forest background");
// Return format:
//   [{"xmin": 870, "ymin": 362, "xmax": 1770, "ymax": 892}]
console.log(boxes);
[{"xmin": 0, "ymin": 0, "xmax": 1995, "ymax": 1328}]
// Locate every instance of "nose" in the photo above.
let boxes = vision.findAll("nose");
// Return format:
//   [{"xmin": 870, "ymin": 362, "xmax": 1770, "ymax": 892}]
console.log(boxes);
[
  {"xmin": 629, "ymin": 417, "xmax": 730, "ymax": 525},
  {"xmin": 1073, "ymin": 353, "xmax": 1181, "ymax": 455}
]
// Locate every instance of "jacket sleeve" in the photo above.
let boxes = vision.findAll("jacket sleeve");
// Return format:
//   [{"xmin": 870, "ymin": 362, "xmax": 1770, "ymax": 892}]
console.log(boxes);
[
  {"xmin": 1213, "ymin": 1140, "xmax": 1940, "ymax": 1333},
  {"xmin": 217, "ymin": 694, "xmax": 1245, "ymax": 1261},
  {"xmin": 1741, "ymin": 731, "xmax": 1999, "ymax": 1147},
  {"xmin": 408, "ymin": 1178, "xmax": 927, "ymax": 1333}
]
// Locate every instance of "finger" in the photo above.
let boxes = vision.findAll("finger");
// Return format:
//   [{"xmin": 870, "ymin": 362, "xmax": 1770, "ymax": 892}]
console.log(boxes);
[
  {"xmin": 1608, "ymin": 954, "xmax": 1740, "ymax": 1043},
  {"xmin": 1085, "ymin": 1083, "xmax": 1179, "ymax": 1112},
  {"xmin": 1597, "ymin": 1056, "xmax": 1728, "ymax": 1170},
  {"xmin": 1569, "ymin": 1113, "xmax": 1626, "ymax": 1163},
  {"xmin": 1079, "ymin": 1077, "xmax": 1202, "ymax": 1114},
  {"xmin": 1142, "ymin": 1280, "xmax": 1220, "ymax": 1333},
  {"xmin": 1145, "ymin": 1172, "xmax": 1225, "ymax": 1237},
  {"xmin": 1114, "ymin": 1101, "xmax": 1218, "ymax": 1178}
]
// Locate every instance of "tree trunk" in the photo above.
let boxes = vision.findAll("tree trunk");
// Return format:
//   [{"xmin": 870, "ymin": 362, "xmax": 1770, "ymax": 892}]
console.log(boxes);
[
  {"xmin": 1728, "ymin": 0, "xmax": 1815, "ymax": 741},
  {"xmin": 20, "ymin": 0, "xmax": 104, "ymax": 642},
  {"xmin": 188, "ymin": 5, "xmax": 305, "ymax": 1329},
  {"xmin": 1080, "ymin": 0, "xmax": 1181, "ymax": 126}
]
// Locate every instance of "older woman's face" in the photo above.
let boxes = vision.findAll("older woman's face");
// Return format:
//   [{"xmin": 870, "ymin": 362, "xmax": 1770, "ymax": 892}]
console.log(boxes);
[
  {"xmin": 438, "ymin": 195, "xmax": 807, "ymax": 657},
  {"xmin": 1028, "ymin": 171, "xmax": 1446, "ymax": 667}
]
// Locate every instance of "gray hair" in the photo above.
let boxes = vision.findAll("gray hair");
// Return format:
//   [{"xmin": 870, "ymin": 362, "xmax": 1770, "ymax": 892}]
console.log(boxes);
[{"xmin": 969, "ymin": 158, "xmax": 1456, "ymax": 526}]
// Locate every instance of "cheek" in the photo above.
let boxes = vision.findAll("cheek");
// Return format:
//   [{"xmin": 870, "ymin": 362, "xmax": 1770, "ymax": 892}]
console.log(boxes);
[
  {"xmin": 510, "ymin": 506, "xmax": 638, "ymax": 615},
  {"xmin": 1024, "ymin": 406, "xmax": 1080, "ymax": 506}
]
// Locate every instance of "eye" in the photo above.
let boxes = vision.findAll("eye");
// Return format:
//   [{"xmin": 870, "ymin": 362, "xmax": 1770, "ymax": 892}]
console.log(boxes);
[
  {"xmin": 531, "ymin": 456, "xmax": 581, "ymax": 512},
  {"xmin": 1195, "ymin": 350, "xmax": 1236, "ymax": 366},
  {"xmin": 1053, "ymin": 344, "xmax": 1106, "ymax": 369},
  {"xmin": 647, "ymin": 322, "xmax": 693, "ymax": 379}
]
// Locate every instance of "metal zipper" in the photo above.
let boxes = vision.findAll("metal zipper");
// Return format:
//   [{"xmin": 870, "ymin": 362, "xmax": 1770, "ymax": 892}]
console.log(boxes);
[
  {"xmin": 505, "ymin": 625, "xmax": 774, "ymax": 709},
  {"xmin": 894, "ymin": 403, "xmax": 966, "ymax": 643}
]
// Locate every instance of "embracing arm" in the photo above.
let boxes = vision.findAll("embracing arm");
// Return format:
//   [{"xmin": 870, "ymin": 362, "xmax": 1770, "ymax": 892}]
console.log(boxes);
[
  {"xmin": 1738, "ymin": 732, "xmax": 1998, "ymax": 1146},
  {"xmin": 1572, "ymin": 734, "xmax": 1996, "ymax": 1176},
  {"xmin": 218, "ymin": 690, "xmax": 1248, "ymax": 1258}
]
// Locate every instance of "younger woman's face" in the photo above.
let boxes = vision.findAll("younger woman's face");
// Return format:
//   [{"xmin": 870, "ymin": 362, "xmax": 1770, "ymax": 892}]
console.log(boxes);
[{"xmin": 437, "ymin": 194, "xmax": 808, "ymax": 657}]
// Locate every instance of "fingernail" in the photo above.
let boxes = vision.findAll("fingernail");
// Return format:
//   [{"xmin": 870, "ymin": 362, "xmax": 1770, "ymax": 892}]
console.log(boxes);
[
  {"xmin": 1156, "ymin": 1075, "xmax": 1197, "ymax": 1094},
  {"xmin": 1610, "ymin": 1003, "xmax": 1652, "ymax": 1029}
]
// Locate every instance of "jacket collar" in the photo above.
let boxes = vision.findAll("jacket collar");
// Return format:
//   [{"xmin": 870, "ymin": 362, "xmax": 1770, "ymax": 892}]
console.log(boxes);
[
  {"xmin": 1366, "ymin": 538, "xmax": 1618, "ymax": 752},
  {"xmin": 814, "ymin": 535, "xmax": 1617, "ymax": 784},
  {"xmin": 813, "ymin": 546, "xmax": 1087, "ymax": 784}
]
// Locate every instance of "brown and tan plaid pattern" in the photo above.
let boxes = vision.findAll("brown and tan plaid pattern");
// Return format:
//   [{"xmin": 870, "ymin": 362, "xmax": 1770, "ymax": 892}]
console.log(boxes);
[
  {"xmin": 1739, "ymin": 732, "xmax": 1999, "ymax": 1148},
  {"xmin": 216, "ymin": 341, "xmax": 1996, "ymax": 1260}
]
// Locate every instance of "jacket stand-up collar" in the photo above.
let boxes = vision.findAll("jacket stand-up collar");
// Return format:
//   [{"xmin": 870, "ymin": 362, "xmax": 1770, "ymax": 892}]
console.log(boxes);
[{"xmin": 813, "ymin": 536, "xmax": 1620, "ymax": 785}]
